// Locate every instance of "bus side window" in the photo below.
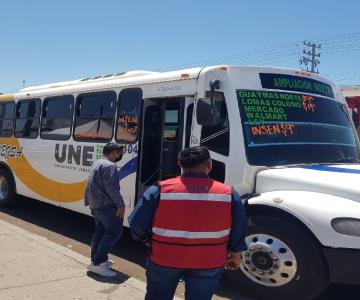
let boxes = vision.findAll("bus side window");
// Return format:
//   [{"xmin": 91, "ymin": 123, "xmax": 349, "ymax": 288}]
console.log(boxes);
[
  {"xmin": 197, "ymin": 92, "xmax": 229, "ymax": 156},
  {"xmin": 15, "ymin": 99, "xmax": 41, "ymax": 139},
  {"xmin": 41, "ymin": 95, "xmax": 74, "ymax": 140},
  {"xmin": 116, "ymin": 88, "xmax": 142, "ymax": 144},
  {"xmin": 0, "ymin": 102, "xmax": 15, "ymax": 137},
  {"xmin": 74, "ymin": 91, "xmax": 116, "ymax": 142}
]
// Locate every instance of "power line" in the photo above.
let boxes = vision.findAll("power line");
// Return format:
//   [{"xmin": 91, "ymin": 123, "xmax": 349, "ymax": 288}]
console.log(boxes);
[
  {"xmin": 158, "ymin": 32, "xmax": 360, "ymax": 71},
  {"xmin": 300, "ymin": 41, "xmax": 321, "ymax": 73}
]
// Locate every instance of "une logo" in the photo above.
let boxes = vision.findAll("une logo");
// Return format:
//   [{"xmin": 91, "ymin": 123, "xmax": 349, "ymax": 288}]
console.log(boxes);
[{"xmin": 55, "ymin": 144, "xmax": 94, "ymax": 166}]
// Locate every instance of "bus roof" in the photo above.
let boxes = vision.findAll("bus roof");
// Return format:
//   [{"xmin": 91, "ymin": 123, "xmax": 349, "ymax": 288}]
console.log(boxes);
[
  {"xmin": 19, "ymin": 68, "xmax": 203, "ymax": 93},
  {"xmin": 8, "ymin": 65, "xmax": 337, "ymax": 98}
]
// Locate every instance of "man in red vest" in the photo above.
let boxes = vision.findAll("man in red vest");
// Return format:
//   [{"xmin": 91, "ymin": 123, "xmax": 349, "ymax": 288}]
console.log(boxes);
[{"xmin": 129, "ymin": 146, "xmax": 247, "ymax": 300}]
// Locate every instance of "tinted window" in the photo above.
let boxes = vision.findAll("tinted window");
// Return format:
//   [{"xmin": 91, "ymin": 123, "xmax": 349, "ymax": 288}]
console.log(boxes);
[
  {"xmin": 116, "ymin": 88, "xmax": 142, "ymax": 144},
  {"xmin": 74, "ymin": 91, "xmax": 116, "ymax": 141},
  {"xmin": 0, "ymin": 102, "xmax": 15, "ymax": 137},
  {"xmin": 41, "ymin": 95, "xmax": 74, "ymax": 140},
  {"xmin": 15, "ymin": 99, "xmax": 41, "ymax": 138},
  {"xmin": 237, "ymin": 90, "xmax": 360, "ymax": 166},
  {"xmin": 209, "ymin": 159, "xmax": 225, "ymax": 182},
  {"xmin": 198, "ymin": 92, "xmax": 229, "ymax": 155}
]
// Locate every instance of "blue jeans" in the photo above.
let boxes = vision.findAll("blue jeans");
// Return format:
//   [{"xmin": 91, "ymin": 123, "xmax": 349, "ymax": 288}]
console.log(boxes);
[
  {"xmin": 90, "ymin": 205, "xmax": 123, "ymax": 265},
  {"xmin": 145, "ymin": 259, "xmax": 225, "ymax": 300}
]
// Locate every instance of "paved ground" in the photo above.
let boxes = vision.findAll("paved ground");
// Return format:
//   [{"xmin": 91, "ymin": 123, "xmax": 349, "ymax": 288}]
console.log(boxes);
[
  {"xmin": 0, "ymin": 217, "xmax": 183, "ymax": 300},
  {"xmin": 0, "ymin": 196, "xmax": 359, "ymax": 300}
]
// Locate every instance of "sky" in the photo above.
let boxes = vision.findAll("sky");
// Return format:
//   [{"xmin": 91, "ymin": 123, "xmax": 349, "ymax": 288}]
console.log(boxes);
[{"xmin": 0, "ymin": 0, "xmax": 359, "ymax": 93}]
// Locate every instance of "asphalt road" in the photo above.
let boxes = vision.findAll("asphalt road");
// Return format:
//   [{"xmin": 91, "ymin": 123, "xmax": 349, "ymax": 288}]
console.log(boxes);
[{"xmin": 0, "ymin": 196, "xmax": 359, "ymax": 300}]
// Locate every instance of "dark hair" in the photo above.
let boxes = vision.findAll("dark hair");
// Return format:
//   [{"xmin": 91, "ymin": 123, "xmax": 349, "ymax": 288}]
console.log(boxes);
[
  {"xmin": 103, "ymin": 143, "xmax": 124, "ymax": 155},
  {"xmin": 178, "ymin": 146, "xmax": 211, "ymax": 168}
]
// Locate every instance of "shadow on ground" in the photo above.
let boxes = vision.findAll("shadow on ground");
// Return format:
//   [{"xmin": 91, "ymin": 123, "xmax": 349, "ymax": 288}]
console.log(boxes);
[
  {"xmin": 1, "ymin": 196, "xmax": 148, "ymax": 267},
  {"xmin": 1, "ymin": 196, "xmax": 360, "ymax": 300}
]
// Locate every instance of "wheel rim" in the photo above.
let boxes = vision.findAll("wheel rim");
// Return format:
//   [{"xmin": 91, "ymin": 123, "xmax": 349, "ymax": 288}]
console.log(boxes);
[
  {"xmin": 0, "ymin": 176, "xmax": 9, "ymax": 201},
  {"xmin": 240, "ymin": 233, "xmax": 297, "ymax": 287}
]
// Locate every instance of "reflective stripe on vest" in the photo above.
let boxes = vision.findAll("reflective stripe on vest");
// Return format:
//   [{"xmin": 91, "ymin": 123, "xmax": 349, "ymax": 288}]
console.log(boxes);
[
  {"xmin": 160, "ymin": 192, "xmax": 231, "ymax": 202},
  {"xmin": 151, "ymin": 176, "xmax": 232, "ymax": 269},
  {"xmin": 152, "ymin": 227, "xmax": 231, "ymax": 239}
]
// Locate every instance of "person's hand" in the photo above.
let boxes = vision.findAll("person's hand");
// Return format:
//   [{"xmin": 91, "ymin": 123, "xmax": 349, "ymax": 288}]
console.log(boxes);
[
  {"xmin": 225, "ymin": 252, "xmax": 242, "ymax": 271},
  {"xmin": 116, "ymin": 207, "xmax": 125, "ymax": 220}
]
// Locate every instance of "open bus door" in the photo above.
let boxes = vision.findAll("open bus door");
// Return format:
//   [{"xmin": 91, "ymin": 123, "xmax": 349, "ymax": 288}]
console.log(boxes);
[{"xmin": 137, "ymin": 97, "xmax": 194, "ymax": 198}]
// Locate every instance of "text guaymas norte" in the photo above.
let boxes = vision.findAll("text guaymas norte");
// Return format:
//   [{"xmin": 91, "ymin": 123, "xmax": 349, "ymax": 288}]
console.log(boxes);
[{"xmin": 239, "ymin": 91, "xmax": 302, "ymax": 125}]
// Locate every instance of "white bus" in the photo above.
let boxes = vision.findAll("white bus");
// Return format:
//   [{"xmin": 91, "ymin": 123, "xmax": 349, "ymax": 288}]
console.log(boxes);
[{"xmin": 0, "ymin": 65, "xmax": 359, "ymax": 299}]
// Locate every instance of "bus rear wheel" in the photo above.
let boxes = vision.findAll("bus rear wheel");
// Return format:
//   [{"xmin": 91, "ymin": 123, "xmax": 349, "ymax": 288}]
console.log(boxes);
[
  {"xmin": 225, "ymin": 215, "xmax": 329, "ymax": 300},
  {"xmin": 0, "ymin": 169, "xmax": 15, "ymax": 207}
]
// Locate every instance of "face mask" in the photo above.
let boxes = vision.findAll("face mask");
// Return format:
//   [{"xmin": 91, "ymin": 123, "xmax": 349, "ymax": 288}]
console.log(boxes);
[{"xmin": 114, "ymin": 153, "xmax": 123, "ymax": 163}]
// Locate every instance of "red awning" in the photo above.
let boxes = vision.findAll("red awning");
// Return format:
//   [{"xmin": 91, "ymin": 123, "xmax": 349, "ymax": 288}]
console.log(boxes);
[{"xmin": 346, "ymin": 96, "xmax": 360, "ymax": 109}]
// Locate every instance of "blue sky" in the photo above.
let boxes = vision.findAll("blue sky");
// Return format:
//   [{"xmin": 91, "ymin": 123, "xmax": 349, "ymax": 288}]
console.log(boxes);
[{"xmin": 0, "ymin": 0, "xmax": 359, "ymax": 93}]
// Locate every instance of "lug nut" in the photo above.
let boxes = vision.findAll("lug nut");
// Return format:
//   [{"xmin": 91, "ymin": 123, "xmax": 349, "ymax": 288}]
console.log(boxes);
[
  {"xmin": 244, "ymin": 252, "xmax": 250, "ymax": 257},
  {"xmin": 245, "ymin": 260, "xmax": 250, "ymax": 265},
  {"xmin": 272, "ymin": 257, "xmax": 279, "ymax": 261},
  {"xmin": 250, "ymin": 267, "xmax": 256, "ymax": 272},
  {"xmin": 258, "ymin": 271, "xmax": 265, "ymax": 276},
  {"xmin": 273, "ymin": 265, "xmax": 279, "ymax": 269},
  {"xmin": 268, "ymin": 270, "xmax": 274, "ymax": 275}
]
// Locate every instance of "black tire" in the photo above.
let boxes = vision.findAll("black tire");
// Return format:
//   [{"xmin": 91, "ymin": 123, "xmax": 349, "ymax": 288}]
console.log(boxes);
[
  {"xmin": 225, "ymin": 215, "xmax": 329, "ymax": 300},
  {"xmin": 0, "ymin": 169, "xmax": 15, "ymax": 208}
]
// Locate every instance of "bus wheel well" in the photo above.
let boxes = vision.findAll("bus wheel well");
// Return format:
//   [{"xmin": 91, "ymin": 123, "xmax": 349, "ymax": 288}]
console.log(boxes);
[
  {"xmin": 246, "ymin": 204, "xmax": 324, "ymax": 251},
  {"xmin": 0, "ymin": 162, "xmax": 16, "ymax": 193}
]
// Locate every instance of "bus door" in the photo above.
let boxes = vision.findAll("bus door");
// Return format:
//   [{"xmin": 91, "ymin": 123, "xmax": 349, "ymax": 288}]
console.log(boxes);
[
  {"xmin": 192, "ymin": 90, "xmax": 229, "ymax": 183},
  {"xmin": 137, "ymin": 97, "xmax": 194, "ymax": 197}
]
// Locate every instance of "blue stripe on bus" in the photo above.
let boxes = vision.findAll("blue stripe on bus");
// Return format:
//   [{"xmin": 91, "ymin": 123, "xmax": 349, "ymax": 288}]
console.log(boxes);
[
  {"xmin": 118, "ymin": 156, "xmax": 138, "ymax": 181},
  {"xmin": 248, "ymin": 142, "xmax": 356, "ymax": 147},
  {"xmin": 303, "ymin": 165, "xmax": 360, "ymax": 174}
]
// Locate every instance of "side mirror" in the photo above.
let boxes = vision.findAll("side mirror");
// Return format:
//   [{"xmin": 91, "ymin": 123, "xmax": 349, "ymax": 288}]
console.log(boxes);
[{"xmin": 196, "ymin": 90, "xmax": 226, "ymax": 126}]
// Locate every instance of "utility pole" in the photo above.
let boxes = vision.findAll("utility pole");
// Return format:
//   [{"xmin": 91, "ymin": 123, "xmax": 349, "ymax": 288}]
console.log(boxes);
[{"xmin": 299, "ymin": 41, "xmax": 321, "ymax": 73}]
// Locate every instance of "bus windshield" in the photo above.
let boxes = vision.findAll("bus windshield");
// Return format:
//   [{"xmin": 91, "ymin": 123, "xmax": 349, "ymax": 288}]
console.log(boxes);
[{"xmin": 237, "ymin": 90, "xmax": 360, "ymax": 166}]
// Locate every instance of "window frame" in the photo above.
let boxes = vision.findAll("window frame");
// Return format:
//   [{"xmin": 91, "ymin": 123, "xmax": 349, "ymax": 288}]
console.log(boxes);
[
  {"xmin": 15, "ymin": 98, "xmax": 41, "ymax": 139},
  {"xmin": 73, "ymin": 90, "xmax": 117, "ymax": 143},
  {"xmin": 40, "ymin": 95, "xmax": 74, "ymax": 141},
  {"xmin": 0, "ymin": 101, "xmax": 15, "ymax": 137},
  {"xmin": 115, "ymin": 88, "xmax": 143, "ymax": 144},
  {"xmin": 185, "ymin": 103, "xmax": 194, "ymax": 148},
  {"xmin": 198, "ymin": 91, "xmax": 230, "ymax": 156}
]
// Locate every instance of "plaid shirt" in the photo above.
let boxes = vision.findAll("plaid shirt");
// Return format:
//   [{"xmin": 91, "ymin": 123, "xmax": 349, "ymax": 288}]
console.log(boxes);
[{"xmin": 84, "ymin": 159, "xmax": 125, "ymax": 209}]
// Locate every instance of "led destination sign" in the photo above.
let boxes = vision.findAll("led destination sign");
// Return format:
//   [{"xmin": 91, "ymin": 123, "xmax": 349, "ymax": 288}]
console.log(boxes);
[
  {"xmin": 237, "ymin": 90, "xmax": 321, "ymax": 138},
  {"xmin": 259, "ymin": 73, "xmax": 334, "ymax": 99}
]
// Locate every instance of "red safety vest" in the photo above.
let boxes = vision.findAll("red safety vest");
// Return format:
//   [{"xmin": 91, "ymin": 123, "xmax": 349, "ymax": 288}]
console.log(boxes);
[{"xmin": 150, "ymin": 176, "xmax": 232, "ymax": 269}]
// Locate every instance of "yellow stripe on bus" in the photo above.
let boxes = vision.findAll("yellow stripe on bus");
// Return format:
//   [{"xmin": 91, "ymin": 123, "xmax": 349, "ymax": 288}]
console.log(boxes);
[
  {"xmin": 0, "ymin": 94, "xmax": 15, "ymax": 102},
  {"xmin": 0, "ymin": 137, "xmax": 86, "ymax": 202}
]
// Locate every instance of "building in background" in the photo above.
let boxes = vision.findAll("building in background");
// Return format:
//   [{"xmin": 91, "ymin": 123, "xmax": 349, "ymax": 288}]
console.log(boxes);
[{"xmin": 342, "ymin": 85, "xmax": 360, "ymax": 137}]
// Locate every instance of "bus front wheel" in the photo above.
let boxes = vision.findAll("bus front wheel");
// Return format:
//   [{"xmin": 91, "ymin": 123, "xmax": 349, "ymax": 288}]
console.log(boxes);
[
  {"xmin": 225, "ymin": 215, "xmax": 329, "ymax": 300},
  {"xmin": 0, "ymin": 169, "xmax": 15, "ymax": 207}
]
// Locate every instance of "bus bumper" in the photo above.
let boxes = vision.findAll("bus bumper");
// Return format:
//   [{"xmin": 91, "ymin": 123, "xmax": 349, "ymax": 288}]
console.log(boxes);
[{"xmin": 323, "ymin": 247, "xmax": 360, "ymax": 284}]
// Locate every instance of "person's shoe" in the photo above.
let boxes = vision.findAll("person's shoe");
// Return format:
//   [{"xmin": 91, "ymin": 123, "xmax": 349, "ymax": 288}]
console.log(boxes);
[
  {"xmin": 103, "ymin": 260, "xmax": 114, "ymax": 267},
  {"xmin": 87, "ymin": 263, "xmax": 116, "ymax": 277},
  {"xmin": 91, "ymin": 260, "xmax": 114, "ymax": 267}
]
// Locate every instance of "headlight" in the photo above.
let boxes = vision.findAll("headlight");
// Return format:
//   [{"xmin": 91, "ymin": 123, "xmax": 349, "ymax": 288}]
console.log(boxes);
[{"xmin": 331, "ymin": 218, "xmax": 360, "ymax": 237}]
